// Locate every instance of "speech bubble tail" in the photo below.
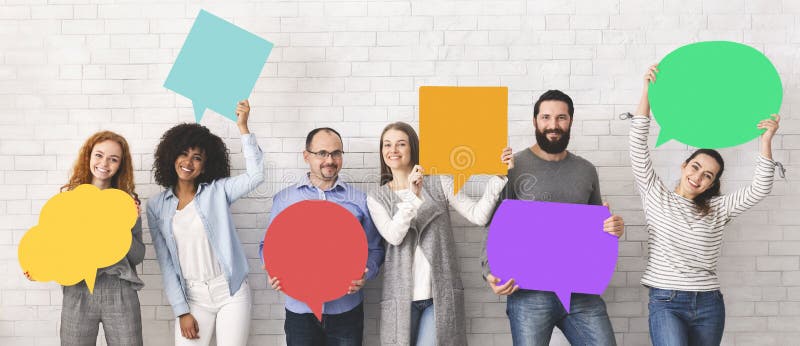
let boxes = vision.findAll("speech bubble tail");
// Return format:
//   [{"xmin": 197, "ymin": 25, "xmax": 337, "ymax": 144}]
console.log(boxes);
[
  {"xmin": 655, "ymin": 131, "xmax": 671, "ymax": 147},
  {"xmin": 555, "ymin": 290, "xmax": 572, "ymax": 313},
  {"xmin": 311, "ymin": 304, "xmax": 324, "ymax": 322},
  {"xmin": 452, "ymin": 174, "xmax": 467, "ymax": 196},
  {"xmin": 192, "ymin": 102, "xmax": 206, "ymax": 123},
  {"xmin": 84, "ymin": 270, "xmax": 97, "ymax": 294}
]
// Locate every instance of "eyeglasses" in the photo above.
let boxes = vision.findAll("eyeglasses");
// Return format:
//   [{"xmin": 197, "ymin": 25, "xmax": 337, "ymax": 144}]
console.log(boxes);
[{"xmin": 307, "ymin": 149, "xmax": 344, "ymax": 159}]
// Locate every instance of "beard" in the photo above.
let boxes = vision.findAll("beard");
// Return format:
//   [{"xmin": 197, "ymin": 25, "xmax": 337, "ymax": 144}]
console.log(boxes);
[
  {"xmin": 319, "ymin": 163, "xmax": 339, "ymax": 179},
  {"xmin": 535, "ymin": 127, "xmax": 571, "ymax": 154}
]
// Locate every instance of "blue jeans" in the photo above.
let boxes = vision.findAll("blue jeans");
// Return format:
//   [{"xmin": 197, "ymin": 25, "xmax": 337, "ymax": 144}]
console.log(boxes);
[
  {"xmin": 648, "ymin": 288, "xmax": 725, "ymax": 346},
  {"xmin": 506, "ymin": 289, "xmax": 617, "ymax": 346},
  {"xmin": 284, "ymin": 303, "xmax": 363, "ymax": 346},
  {"xmin": 409, "ymin": 299, "xmax": 435, "ymax": 346}
]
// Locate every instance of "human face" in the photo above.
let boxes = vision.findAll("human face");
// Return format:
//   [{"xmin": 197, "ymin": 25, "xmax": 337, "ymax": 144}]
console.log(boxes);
[
  {"xmin": 534, "ymin": 100, "xmax": 572, "ymax": 154},
  {"xmin": 174, "ymin": 147, "xmax": 206, "ymax": 185},
  {"xmin": 381, "ymin": 129, "xmax": 412, "ymax": 171},
  {"xmin": 677, "ymin": 154, "xmax": 721, "ymax": 199},
  {"xmin": 304, "ymin": 131, "xmax": 343, "ymax": 181},
  {"xmin": 89, "ymin": 140, "xmax": 123, "ymax": 188}
]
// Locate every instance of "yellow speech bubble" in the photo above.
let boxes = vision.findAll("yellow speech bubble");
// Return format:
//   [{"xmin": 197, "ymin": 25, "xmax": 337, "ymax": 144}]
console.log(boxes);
[
  {"xmin": 18, "ymin": 184, "xmax": 136, "ymax": 293},
  {"xmin": 419, "ymin": 86, "xmax": 508, "ymax": 194}
]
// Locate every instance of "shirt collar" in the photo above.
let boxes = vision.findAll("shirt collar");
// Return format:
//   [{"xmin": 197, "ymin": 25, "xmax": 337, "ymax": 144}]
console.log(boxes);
[
  {"xmin": 297, "ymin": 172, "xmax": 347, "ymax": 192},
  {"xmin": 164, "ymin": 182, "xmax": 208, "ymax": 200}
]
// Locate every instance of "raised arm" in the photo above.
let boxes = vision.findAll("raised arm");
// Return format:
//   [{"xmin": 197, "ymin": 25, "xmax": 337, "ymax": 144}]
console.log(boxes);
[
  {"xmin": 444, "ymin": 147, "xmax": 512, "ymax": 225},
  {"xmin": 630, "ymin": 65, "xmax": 666, "ymax": 197},
  {"xmin": 443, "ymin": 175, "xmax": 507, "ymax": 226},
  {"xmin": 222, "ymin": 100, "xmax": 266, "ymax": 203},
  {"xmin": 719, "ymin": 114, "xmax": 780, "ymax": 219}
]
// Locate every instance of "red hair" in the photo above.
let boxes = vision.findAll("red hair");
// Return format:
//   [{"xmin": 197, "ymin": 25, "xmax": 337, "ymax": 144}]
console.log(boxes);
[{"xmin": 61, "ymin": 131, "xmax": 138, "ymax": 202}]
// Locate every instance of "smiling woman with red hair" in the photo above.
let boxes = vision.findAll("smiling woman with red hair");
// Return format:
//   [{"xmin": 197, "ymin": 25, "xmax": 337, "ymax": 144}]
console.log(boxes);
[{"xmin": 25, "ymin": 130, "xmax": 145, "ymax": 346}]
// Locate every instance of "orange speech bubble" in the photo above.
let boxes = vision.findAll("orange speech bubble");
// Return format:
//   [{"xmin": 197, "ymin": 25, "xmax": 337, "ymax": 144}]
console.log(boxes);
[{"xmin": 419, "ymin": 86, "xmax": 508, "ymax": 194}]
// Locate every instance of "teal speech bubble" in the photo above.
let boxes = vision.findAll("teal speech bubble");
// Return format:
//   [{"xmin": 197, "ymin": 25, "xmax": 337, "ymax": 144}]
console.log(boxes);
[
  {"xmin": 165, "ymin": 10, "xmax": 273, "ymax": 122},
  {"xmin": 649, "ymin": 41, "xmax": 782, "ymax": 148}
]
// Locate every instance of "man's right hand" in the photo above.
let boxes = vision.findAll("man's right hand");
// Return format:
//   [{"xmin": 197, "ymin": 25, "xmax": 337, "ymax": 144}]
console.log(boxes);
[
  {"xmin": 486, "ymin": 273, "xmax": 519, "ymax": 296},
  {"xmin": 269, "ymin": 275, "xmax": 282, "ymax": 292}
]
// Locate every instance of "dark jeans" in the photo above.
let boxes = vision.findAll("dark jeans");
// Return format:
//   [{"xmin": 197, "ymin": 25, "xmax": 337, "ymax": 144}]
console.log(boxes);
[
  {"xmin": 284, "ymin": 303, "xmax": 364, "ymax": 346},
  {"xmin": 648, "ymin": 288, "xmax": 726, "ymax": 346},
  {"xmin": 506, "ymin": 289, "xmax": 617, "ymax": 346}
]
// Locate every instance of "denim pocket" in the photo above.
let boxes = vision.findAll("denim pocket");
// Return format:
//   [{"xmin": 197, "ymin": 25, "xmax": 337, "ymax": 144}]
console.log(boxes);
[{"xmin": 649, "ymin": 288, "xmax": 676, "ymax": 302}]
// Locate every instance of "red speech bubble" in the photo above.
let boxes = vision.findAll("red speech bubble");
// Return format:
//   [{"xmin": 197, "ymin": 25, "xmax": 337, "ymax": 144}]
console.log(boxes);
[{"xmin": 262, "ymin": 200, "xmax": 367, "ymax": 320}]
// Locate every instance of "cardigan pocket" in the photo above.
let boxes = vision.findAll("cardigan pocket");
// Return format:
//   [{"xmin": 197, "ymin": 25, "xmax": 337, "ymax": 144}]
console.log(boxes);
[{"xmin": 380, "ymin": 299, "xmax": 398, "ymax": 344}]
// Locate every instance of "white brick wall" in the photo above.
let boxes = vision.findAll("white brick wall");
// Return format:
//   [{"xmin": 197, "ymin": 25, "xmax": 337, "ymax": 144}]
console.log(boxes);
[{"xmin": 1, "ymin": 0, "xmax": 799, "ymax": 345}]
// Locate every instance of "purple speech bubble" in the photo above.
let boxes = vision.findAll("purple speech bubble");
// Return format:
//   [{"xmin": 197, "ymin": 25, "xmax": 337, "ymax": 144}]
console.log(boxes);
[{"xmin": 487, "ymin": 200, "xmax": 617, "ymax": 312}]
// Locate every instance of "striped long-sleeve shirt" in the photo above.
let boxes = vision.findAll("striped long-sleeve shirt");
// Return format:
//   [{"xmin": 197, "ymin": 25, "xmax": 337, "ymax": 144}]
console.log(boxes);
[{"xmin": 630, "ymin": 115, "xmax": 776, "ymax": 291}]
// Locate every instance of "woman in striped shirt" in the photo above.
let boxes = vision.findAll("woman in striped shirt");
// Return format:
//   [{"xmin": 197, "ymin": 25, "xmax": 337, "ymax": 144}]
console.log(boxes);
[{"xmin": 630, "ymin": 65, "xmax": 781, "ymax": 346}]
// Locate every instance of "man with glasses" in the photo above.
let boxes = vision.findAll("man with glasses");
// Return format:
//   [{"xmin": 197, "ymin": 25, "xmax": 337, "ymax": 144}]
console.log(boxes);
[{"xmin": 259, "ymin": 127, "xmax": 385, "ymax": 346}]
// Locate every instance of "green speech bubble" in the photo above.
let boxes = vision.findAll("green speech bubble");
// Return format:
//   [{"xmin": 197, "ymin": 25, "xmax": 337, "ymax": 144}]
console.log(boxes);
[{"xmin": 649, "ymin": 41, "xmax": 782, "ymax": 148}]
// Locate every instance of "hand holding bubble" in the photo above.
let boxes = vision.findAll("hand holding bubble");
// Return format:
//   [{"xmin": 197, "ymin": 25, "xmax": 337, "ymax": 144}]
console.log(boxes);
[
  {"xmin": 486, "ymin": 273, "xmax": 519, "ymax": 296},
  {"xmin": 263, "ymin": 200, "xmax": 368, "ymax": 321},
  {"xmin": 500, "ymin": 147, "xmax": 514, "ymax": 172},
  {"xmin": 487, "ymin": 200, "xmax": 617, "ymax": 312},
  {"xmin": 235, "ymin": 99, "xmax": 251, "ymax": 134}
]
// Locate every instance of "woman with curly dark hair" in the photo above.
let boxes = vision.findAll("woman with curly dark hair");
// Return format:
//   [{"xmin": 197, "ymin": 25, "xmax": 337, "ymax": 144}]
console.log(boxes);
[{"xmin": 146, "ymin": 100, "xmax": 264, "ymax": 346}]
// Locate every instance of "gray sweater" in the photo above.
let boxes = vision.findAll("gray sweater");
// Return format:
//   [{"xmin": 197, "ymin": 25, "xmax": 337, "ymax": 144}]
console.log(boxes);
[
  {"xmin": 370, "ymin": 176, "xmax": 467, "ymax": 346},
  {"xmin": 98, "ymin": 216, "xmax": 146, "ymax": 290},
  {"xmin": 480, "ymin": 148, "xmax": 602, "ymax": 279}
]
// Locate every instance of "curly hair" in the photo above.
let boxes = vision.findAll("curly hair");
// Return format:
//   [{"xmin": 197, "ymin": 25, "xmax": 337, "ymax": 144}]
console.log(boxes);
[
  {"xmin": 153, "ymin": 123, "xmax": 231, "ymax": 188},
  {"xmin": 684, "ymin": 149, "xmax": 725, "ymax": 215},
  {"xmin": 62, "ymin": 131, "xmax": 138, "ymax": 201}
]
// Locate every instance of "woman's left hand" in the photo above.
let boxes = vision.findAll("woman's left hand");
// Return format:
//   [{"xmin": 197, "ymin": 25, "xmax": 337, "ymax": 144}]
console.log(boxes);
[
  {"xmin": 409, "ymin": 165, "xmax": 424, "ymax": 197},
  {"xmin": 500, "ymin": 147, "xmax": 514, "ymax": 172},
  {"xmin": 236, "ymin": 99, "xmax": 250, "ymax": 134},
  {"xmin": 758, "ymin": 114, "xmax": 780, "ymax": 143}
]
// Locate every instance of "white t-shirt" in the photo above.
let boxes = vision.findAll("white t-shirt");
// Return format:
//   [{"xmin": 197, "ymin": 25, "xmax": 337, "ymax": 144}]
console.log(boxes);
[{"xmin": 172, "ymin": 200, "xmax": 223, "ymax": 282}]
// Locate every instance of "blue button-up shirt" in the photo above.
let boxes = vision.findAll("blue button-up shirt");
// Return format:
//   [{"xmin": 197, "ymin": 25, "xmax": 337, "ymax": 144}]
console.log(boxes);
[
  {"xmin": 147, "ymin": 134, "xmax": 264, "ymax": 318},
  {"xmin": 259, "ymin": 174, "xmax": 385, "ymax": 315}
]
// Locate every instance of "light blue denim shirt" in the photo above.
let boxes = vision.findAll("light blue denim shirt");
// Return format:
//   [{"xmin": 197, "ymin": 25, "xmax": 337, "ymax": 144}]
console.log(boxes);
[
  {"xmin": 259, "ymin": 173, "xmax": 385, "ymax": 315},
  {"xmin": 146, "ymin": 134, "xmax": 264, "ymax": 318}
]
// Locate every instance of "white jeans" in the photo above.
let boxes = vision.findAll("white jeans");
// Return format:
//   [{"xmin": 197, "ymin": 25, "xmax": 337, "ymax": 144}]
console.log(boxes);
[{"xmin": 175, "ymin": 275, "xmax": 251, "ymax": 346}]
